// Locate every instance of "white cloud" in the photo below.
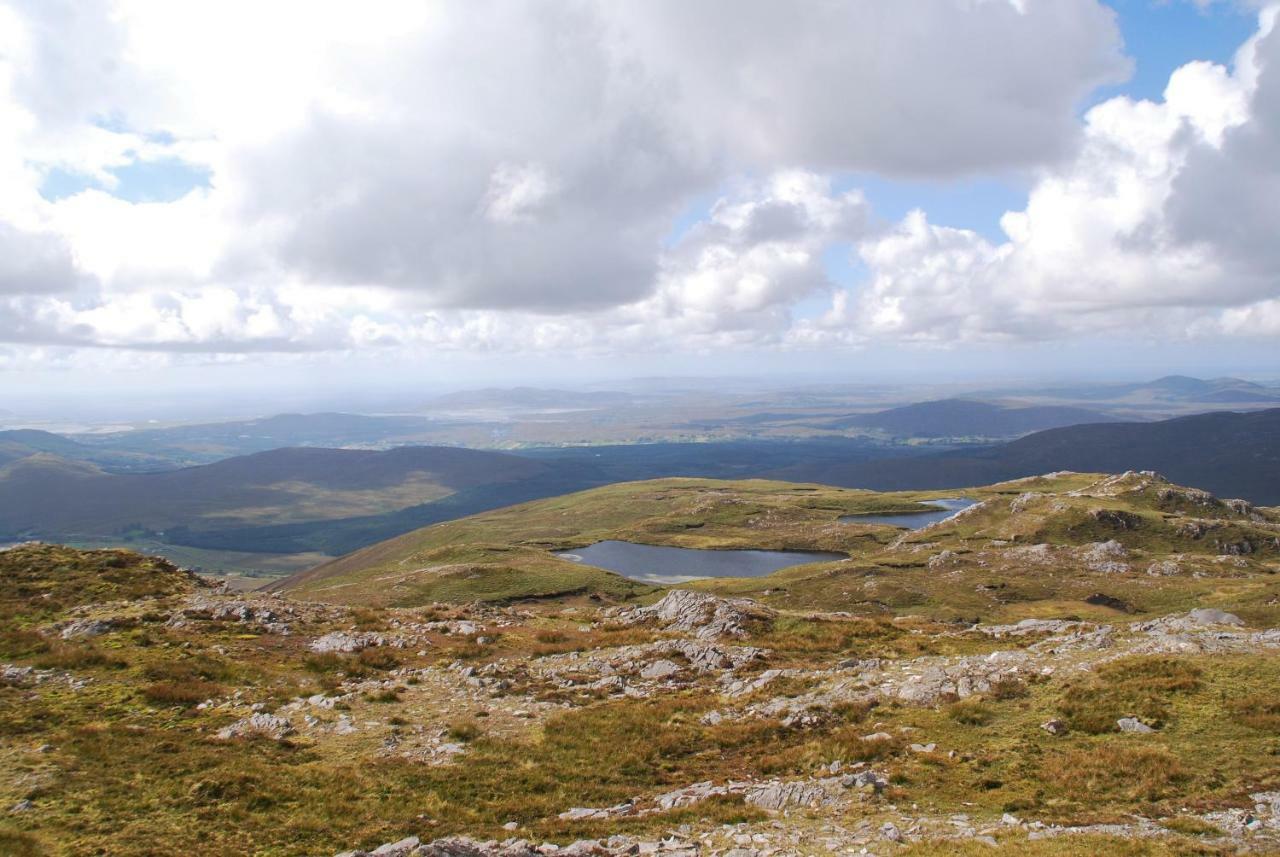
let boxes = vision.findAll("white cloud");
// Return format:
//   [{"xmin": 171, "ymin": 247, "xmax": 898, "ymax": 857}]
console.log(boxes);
[
  {"xmin": 814, "ymin": 6, "xmax": 1280, "ymax": 345},
  {"xmin": 2, "ymin": 0, "xmax": 1275, "ymax": 366}
]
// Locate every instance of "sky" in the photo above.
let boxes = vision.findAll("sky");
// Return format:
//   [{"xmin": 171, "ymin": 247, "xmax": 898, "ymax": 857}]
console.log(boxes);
[{"xmin": 1, "ymin": 0, "xmax": 1279, "ymax": 407}]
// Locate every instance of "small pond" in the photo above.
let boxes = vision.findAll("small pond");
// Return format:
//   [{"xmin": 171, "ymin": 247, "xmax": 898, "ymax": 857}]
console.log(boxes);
[
  {"xmin": 838, "ymin": 497, "xmax": 977, "ymax": 530},
  {"xmin": 556, "ymin": 541, "xmax": 846, "ymax": 584}
]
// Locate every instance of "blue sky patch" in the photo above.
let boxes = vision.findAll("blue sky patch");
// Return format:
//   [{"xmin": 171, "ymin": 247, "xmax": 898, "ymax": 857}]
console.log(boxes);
[{"xmin": 39, "ymin": 157, "xmax": 211, "ymax": 204}]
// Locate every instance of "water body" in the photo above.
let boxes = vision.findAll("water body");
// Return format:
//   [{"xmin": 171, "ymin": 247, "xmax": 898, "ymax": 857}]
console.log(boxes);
[
  {"xmin": 838, "ymin": 497, "xmax": 977, "ymax": 530},
  {"xmin": 556, "ymin": 541, "xmax": 846, "ymax": 584}
]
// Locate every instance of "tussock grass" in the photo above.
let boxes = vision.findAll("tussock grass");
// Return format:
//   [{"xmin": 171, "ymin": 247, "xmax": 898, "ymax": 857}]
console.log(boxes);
[
  {"xmin": 1228, "ymin": 693, "xmax": 1280, "ymax": 732},
  {"xmin": 1042, "ymin": 745, "xmax": 1189, "ymax": 803},
  {"xmin": 1057, "ymin": 657, "xmax": 1201, "ymax": 734},
  {"xmin": 142, "ymin": 680, "xmax": 222, "ymax": 707}
]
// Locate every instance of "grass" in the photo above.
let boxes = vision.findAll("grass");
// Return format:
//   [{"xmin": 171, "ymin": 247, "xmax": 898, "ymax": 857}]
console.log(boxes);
[
  {"xmin": 0, "ymin": 543, "xmax": 204, "ymax": 624},
  {"xmin": 1057, "ymin": 657, "xmax": 1202, "ymax": 734},
  {"xmin": 276, "ymin": 473, "xmax": 1280, "ymax": 628},
  {"xmin": 3, "ymin": 477, "xmax": 1280, "ymax": 854}
]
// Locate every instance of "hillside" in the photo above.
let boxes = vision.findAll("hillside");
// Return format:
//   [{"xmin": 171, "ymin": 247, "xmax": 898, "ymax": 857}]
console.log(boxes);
[
  {"xmin": 775, "ymin": 408, "xmax": 1280, "ymax": 504},
  {"xmin": 6, "ymin": 474, "xmax": 1278, "ymax": 854},
  {"xmin": 0, "ymin": 445, "xmax": 551, "ymax": 539},
  {"xmin": 824, "ymin": 399, "xmax": 1121, "ymax": 438},
  {"xmin": 278, "ymin": 469, "xmax": 1280, "ymax": 620},
  {"xmin": 0, "ymin": 429, "xmax": 173, "ymax": 472},
  {"xmin": 276, "ymin": 478, "xmax": 936, "ymax": 605}
]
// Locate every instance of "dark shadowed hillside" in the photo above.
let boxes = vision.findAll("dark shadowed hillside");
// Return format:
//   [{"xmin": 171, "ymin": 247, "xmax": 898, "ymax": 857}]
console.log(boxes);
[
  {"xmin": 0, "ymin": 445, "xmax": 552, "ymax": 538},
  {"xmin": 822, "ymin": 398, "xmax": 1122, "ymax": 438},
  {"xmin": 773, "ymin": 408, "xmax": 1280, "ymax": 504}
]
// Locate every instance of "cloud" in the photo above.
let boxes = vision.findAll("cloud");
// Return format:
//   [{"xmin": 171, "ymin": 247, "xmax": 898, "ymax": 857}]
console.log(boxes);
[
  {"xmin": 15, "ymin": 0, "xmax": 1280, "ymax": 365},
  {"xmin": 816, "ymin": 6, "xmax": 1280, "ymax": 345},
  {"xmin": 0, "ymin": 0, "xmax": 1129, "ymax": 345},
  {"xmin": 0, "ymin": 223, "xmax": 82, "ymax": 295}
]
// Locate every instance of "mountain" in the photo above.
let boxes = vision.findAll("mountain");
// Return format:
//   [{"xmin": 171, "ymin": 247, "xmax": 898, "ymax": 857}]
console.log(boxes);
[
  {"xmin": 824, "ymin": 398, "xmax": 1122, "ymax": 438},
  {"xmin": 0, "ymin": 444, "xmax": 552, "ymax": 539},
  {"xmin": 773, "ymin": 408, "xmax": 1280, "ymax": 504},
  {"xmin": 1001, "ymin": 375, "xmax": 1280, "ymax": 404}
]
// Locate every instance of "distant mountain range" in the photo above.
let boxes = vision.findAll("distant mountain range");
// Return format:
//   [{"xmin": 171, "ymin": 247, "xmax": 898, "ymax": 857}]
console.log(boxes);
[
  {"xmin": 999, "ymin": 375, "xmax": 1280, "ymax": 404},
  {"xmin": 823, "ymin": 398, "xmax": 1123, "ymax": 438},
  {"xmin": 773, "ymin": 408, "xmax": 1280, "ymax": 504}
]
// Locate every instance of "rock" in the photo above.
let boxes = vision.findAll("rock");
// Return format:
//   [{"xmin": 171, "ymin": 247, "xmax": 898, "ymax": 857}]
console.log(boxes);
[
  {"xmin": 1187, "ymin": 608, "xmax": 1244, "ymax": 627},
  {"xmin": 613, "ymin": 590, "xmax": 774, "ymax": 640},
  {"xmin": 370, "ymin": 836, "xmax": 420, "ymax": 856},
  {"xmin": 1040, "ymin": 719, "xmax": 1067, "ymax": 736},
  {"xmin": 309, "ymin": 632, "xmax": 385, "ymax": 654},
  {"xmin": 880, "ymin": 822, "xmax": 903, "ymax": 842},
  {"xmin": 1080, "ymin": 540, "xmax": 1130, "ymax": 574},
  {"xmin": 928, "ymin": 550, "xmax": 958, "ymax": 569},
  {"xmin": 59, "ymin": 618, "xmax": 115, "ymax": 639},
  {"xmin": 216, "ymin": 713, "xmax": 294, "ymax": 741},
  {"xmin": 909, "ymin": 742, "xmax": 937, "ymax": 753},
  {"xmin": 1116, "ymin": 717, "xmax": 1155, "ymax": 734},
  {"xmin": 1, "ymin": 664, "xmax": 34, "ymax": 686},
  {"xmin": 558, "ymin": 802, "xmax": 634, "ymax": 821},
  {"xmin": 653, "ymin": 781, "xmax": 730, "ymax": 811},
  {"xmin": 639, "ymin": 659, "xmax": 682, "ymax": 680},
  {"xmin": 746, "ymin": 779, "xmax": 834, "ymax": 811},
  {"xmin": 845, "ymin": 770, "xmax": 887, "ymax": 792},
  {"xmin": 10, "ymin": 799, "xmax": 33, "ymax": 813}
]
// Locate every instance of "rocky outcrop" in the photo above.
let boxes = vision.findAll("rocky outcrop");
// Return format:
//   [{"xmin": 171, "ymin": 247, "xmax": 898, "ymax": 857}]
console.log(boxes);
[
  {"xmin": 1079, "ymin": 540, "xmax": 1129, "ymax": 574},
  {"xmin": 310, "ymin": 631, "xmax": 387, "ymax": 654},
  {"xmin": 611, "ymin": 590, "xmax": 774, "ymax": 640},
  {"xmin": 216, "ymin": 713, "xmax": 294, "ymax": 741}
]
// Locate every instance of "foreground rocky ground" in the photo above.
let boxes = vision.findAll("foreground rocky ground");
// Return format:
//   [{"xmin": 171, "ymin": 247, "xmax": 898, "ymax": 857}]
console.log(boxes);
[{"xmin": 2, "ymin": 472, "xmax": 1279, "ymax": 855}]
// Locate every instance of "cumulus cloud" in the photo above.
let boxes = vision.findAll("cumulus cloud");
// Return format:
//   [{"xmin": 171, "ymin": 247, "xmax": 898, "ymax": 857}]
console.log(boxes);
[
  {"xmin": 813, "ymin": 6, "xmax": 1280, "ymax": 345},
  {"xmin": 0, "ymin": 0, "xmax": 1275, "ymax": 363},
  {"xmin": 0, "ymin": 0, "xmax": 1130, "ymax": 356}
]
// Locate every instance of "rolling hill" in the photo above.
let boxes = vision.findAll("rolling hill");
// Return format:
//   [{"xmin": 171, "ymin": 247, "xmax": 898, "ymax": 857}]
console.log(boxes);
[
  {"xmin": 69, "ymin": 412, "xmax": 446, "ymax": 467},
  {"xmin": 823, "ymin": 398, "xmax": 1121, "ymax": 438},
  {"xmin": 773, "ymin": 407, "xmax": 1280, "ymax": 504},
  {"xmin": 0, "ymin": 445, "xmax": 552, "ymax": 540}
]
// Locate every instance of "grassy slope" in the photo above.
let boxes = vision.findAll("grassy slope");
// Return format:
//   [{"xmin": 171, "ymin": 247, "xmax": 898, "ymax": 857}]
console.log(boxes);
[
  {"xmin": 3, "ymin": 542, "xmax": 1280, "ymax": 855},
  {"xmin": 278, "ymin": 478, "xmax": 957, "ymax": 606},
  {"xmin": 281, "ymin": 472, "xmax": 1280, "ymax": 627}
]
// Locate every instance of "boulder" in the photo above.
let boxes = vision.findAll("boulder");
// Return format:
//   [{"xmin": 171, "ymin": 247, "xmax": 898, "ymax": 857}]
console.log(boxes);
[
  {"xmin": 59, "ymin": 618, "xmax": 115, "ymax": 639},
  {"xmin": 1187, "ymin": 608, "xmax": 1244, "ymax": 627},
  {"xmin": 1116, "ymin": 717, "xmax": 1155, "ymax": 734},
  {"xmin": 1040, "ymin": 719, "xmax": 1067, "ymax": 736}
]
